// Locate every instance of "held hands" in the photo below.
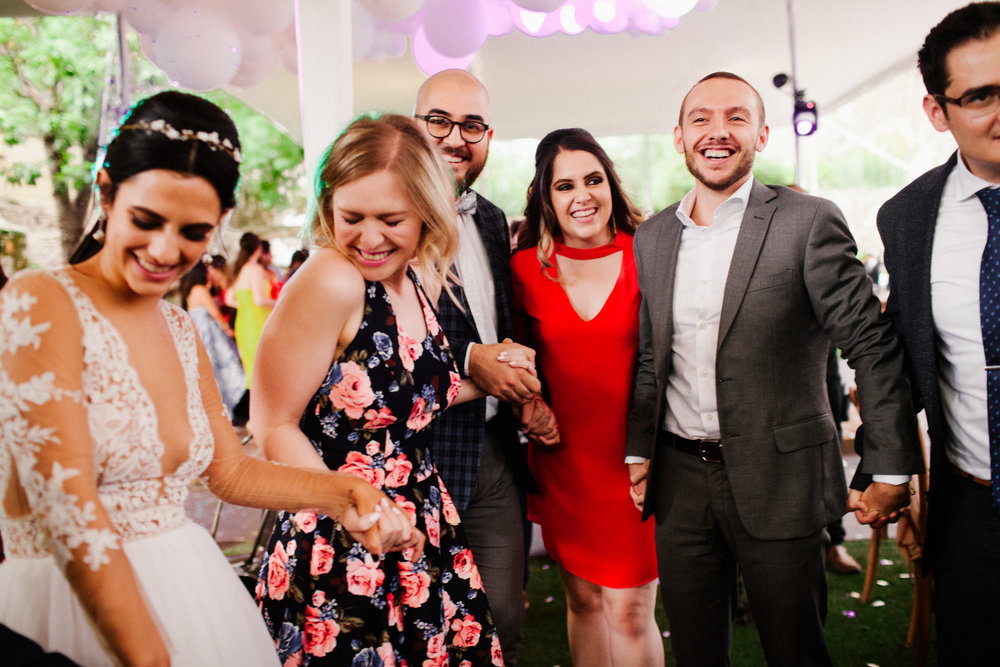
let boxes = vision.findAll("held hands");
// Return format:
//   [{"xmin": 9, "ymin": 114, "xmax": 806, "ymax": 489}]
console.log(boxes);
[
  {"xmin": 627, "ymin": 461, "xmax": 649, "ymax": 512},
  {"xmin": 514, "ymin": 396, "xmax": 560, "ymax": 446},
  {"xmin": 468, "ymin": 339, "xmax": 541, "ymax": 402},
  {"xmin": 847, "ymin": 481, "xmax": 913, "ymax": 529},
  {"xmin": 340, "ymin": 482, "xmax": 425, "ymax": 559}
]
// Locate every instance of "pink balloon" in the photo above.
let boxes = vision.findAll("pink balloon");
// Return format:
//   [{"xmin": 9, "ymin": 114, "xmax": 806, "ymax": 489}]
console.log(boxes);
[
  {"xmin": 26, "ymin": 0, "xmax": 95, "ymax": 15},
  {"xmin": 153, "ymin": 9, "xmax": 242, "ymax": 91},
  {"xmin": 93, "ymin": 0, "xmax": 127, "ymax": 11},
  {"xmin": 274, "ymin": 24, "xmax": 299, "ymax": 74},
  {"xmin": 482, "ymin": 0, "xmax": 513, "ymax": 37},
  {"xmin": 423, "ymin": 0, "xmax": 487, "ymax": 58},
  {"xmin": 411, "ymin": 24, "xmax": 474, "ymax": 76}
]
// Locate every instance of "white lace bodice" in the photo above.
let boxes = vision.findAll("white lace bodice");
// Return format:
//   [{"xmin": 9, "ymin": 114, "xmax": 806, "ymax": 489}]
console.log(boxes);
[{"xmin": 0, "ymin": 269, "xmax": 214, "ymax": 570}]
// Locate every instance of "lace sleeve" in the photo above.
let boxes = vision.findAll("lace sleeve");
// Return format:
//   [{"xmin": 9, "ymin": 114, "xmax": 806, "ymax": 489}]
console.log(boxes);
[{"xmin": 0, "ymin": 272, "xmax": 168, "ymax": 663}]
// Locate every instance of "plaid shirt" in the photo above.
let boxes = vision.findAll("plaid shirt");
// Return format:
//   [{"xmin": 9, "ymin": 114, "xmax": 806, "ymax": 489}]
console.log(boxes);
[{"xmin": 432, "ymin": 192, "xmax": 535, "ymax": 511}]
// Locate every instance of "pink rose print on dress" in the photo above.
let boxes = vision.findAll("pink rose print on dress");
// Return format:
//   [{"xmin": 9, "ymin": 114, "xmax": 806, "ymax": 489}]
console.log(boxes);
[
  {"xmin": 398, "ymin": 331, "xmax": 423, "ymax": 372},
  {"xmin": 422, "ymin": 299, "xmax": 440, "ymax": 333},
  {"xmin": 393, "ymin": 494, "xmax": 418, "ymax": 526},
  {"xmin": 267, "ymin": 540, "xmax": 295, "ymax": 600},
  {"xmin": 384, "ymin": 453, "xmax": 413, "ymax": 489},
  {"xmin": 407, "ymin": 396, "xmax": 434, "ymax": 431},
  {"xmin": 362, "ymin": 405, "xmax": 396, "ymax": 430},
  {"xmin": 293, "ymin": 511, "xmax": 317, "ymax": 533},
  {"xmin": 378, "ymin": 643, "xmax": 397, "ymax": 667},
  {"xmin": 328, "ymin": 361, "xmax": 376, "ymax": 418},
  {"xmin": 442, "ymin": 590, "xmax": 458, "ymax": 623},
  {"xmin": 451, "ymin": 614, "xmax": 483, "ymax": 648},
  {"xmin": 453, "ymin": 548, "xmax": 484, "ymax": 590},
  {"xmin": 425, "ymin": 505, "xmax": 441, "ymax": 548},
  {"xmin": 338, "ymin": 450, "xmax": 387, "ymax": 487},
  {"xmin": 283, "ymin": 651, "xmax": 303, "ymax": 667},
  {"xmin": 440, "ymin": 483, "xmax": 461, "ymax": 526},
  {"xmin": 346, "ymin": 555, "xmax": 385, "ymax": 596},
  {"xmin": 491, "ymin": 633, "xmax": 504, "ymax": 666},
  {"xmin": 387, "ymin": 591, "xmax": 402, "ymax": 631},
  {"xmin": 399, "ymin": 560, "xmax": 432, "ymax": 608},
  {"xmin": 423, "ymin": 632, "xmax": 448, "ymax": 667},
  {"xmin": 446, "ymin": 370, "xmax": 461, "ymax": 407},
  {"xmin": 303, "ymin": 604, "xmax": 340, "ymax": 656},
  {"xmin": 310, "ymin": 535, "xmax": 335, "ymax": 576}
]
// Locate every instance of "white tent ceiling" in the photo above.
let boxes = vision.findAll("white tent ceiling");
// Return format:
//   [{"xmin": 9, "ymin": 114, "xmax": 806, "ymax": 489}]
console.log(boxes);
[
  {"xmin": 1, "ymin": 0, "xmax": 972, "ymax": 142},
  {"xmin": 227, "ymin": 0, "xmax": 970, "ymax": 144}
]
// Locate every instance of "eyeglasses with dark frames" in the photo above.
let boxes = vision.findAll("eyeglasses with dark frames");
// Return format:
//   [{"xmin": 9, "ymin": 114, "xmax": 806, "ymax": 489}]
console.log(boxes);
[
  {"xmin": 414, "ymin": 114, "xmax": 490, "ymax": 143},
  {"xmin": 934, "ymin": 85, "xmax": 1000, "ymax": 118}
]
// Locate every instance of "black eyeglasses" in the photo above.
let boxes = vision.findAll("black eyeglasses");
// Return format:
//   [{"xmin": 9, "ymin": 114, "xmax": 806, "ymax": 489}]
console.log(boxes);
[
  {"xmin": 934, "ymin": 85, "xmax": 1000, "ymax": 118},
  {"xmin": 414, "ymin": 114, "xmax": 490, "ymax": 143}
]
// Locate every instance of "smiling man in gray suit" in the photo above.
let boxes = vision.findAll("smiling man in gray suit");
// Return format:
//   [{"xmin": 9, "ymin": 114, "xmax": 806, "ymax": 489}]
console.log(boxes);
[{"xmin": 625, "ymin": 72, "xmax": 924, "ymax": 666}]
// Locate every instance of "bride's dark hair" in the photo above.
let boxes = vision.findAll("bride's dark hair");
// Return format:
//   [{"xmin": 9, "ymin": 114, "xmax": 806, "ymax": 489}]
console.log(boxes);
[{"xmin": 70, "ymin": 91, "xmax": 242, "ymax": 264}]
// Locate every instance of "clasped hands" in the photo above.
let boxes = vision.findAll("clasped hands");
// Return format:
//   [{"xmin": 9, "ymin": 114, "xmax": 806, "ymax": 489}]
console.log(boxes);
[
  {"xmin": 847, "ymin": 481, "xmax": 913, "ymax": 529},
  {"xmin": 469, "ymin": 339, "xmax": 560, "ymax": 445},
  {"xmin": 340, "ymin": 483, "xmax": 425, "ymax": 558}
]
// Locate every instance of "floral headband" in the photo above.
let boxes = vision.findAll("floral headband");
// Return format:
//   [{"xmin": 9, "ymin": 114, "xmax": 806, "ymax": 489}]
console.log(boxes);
[{"xmin": 117, "ymin": 119, "xmax": 243, "ymax": 164}]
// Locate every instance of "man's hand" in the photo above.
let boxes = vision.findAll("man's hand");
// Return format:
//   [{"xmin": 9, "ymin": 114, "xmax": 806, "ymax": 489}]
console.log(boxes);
[
  {"xmin": 627, "ymin": 461, "xmax": 650, "ymax": 512},
  {"xmin": 468, "ymin": 340, "xmax": 541, "ymax": 402},
  {"xmin": 847, "ymin": 481, "xmax": 912, "ymax": 529},
  {"xmin": 515, "ymin": 396, "xmax": 560, "ymax": 446}
]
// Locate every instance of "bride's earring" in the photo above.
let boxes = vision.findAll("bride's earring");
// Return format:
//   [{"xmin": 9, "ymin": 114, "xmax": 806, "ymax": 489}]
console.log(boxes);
[{"xmin": 92, "ymin": 215, "xmax": 107, "ymax": 243}]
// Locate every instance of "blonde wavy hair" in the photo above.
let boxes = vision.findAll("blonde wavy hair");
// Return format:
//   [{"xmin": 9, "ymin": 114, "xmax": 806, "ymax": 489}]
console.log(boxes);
[{"xmin": 309, "ymin": 114, "xmax": 458, "ymax": 298}]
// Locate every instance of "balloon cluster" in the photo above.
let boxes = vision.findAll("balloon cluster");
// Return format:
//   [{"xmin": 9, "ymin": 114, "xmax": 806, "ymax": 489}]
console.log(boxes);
[{"xmin": 27, "ymin": 0, "xmax": 719, "ymax": 88}]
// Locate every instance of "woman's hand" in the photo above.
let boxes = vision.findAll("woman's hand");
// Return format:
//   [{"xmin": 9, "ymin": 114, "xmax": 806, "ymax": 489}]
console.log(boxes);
[{"xmin": 340, "ymin": 481, "xmax": 426, "ymax": 559}]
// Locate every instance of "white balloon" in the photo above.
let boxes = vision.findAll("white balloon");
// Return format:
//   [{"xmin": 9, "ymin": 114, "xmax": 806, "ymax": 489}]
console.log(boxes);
[
  {"xmin": 423, "ymin": 0, "xmax": 487, "ymax": 58},
  {"xmin": 352, "ymin": 6, "xmax": 376, "ymax": 61},
  {"xmin": 123, "ymin": 0, "xmax": 170, "ymax": 36},
  {"xmin": 26, "ymin": 0, "xmax": 95, "ymax": 15},
  {"xmin": 357, "ymin": 0, "xmax": 424, "ymax": 22},
  {"xmin": 231, "ymin": 0, "xmax": 294, "ymax": 36},
  {"xmin": 230, "ymin": 52, "xmax": 274, "ymax": 88},
  {"xmin": 512, "ymin": 0, "xmax": 565, "ymax": 12},
  {"xmin": 274, "ymin": 25, "xmax": 299, "ymax": 74},
  {"xmin": 375, "ymin": 30, "xmax": 408, "ymax": 59},
  {"xmin": 153, "ymin": 9, "xmax": 242, "ymax": 91}
]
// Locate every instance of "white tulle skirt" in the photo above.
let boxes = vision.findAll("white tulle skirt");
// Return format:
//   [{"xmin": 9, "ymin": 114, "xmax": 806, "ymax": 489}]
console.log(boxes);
[{"xmin": 0, "ymin": 521, "xmax": 279, "ymax": 666}]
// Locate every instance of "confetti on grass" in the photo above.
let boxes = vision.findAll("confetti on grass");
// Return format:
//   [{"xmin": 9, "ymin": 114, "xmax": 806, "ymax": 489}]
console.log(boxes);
[
  {"xmin": 544, "ymin": 596, "xmax": 554, "ymax": 603},
  {"xmin": 876, "ymin": 579, "xmax": 889, "ymax": 587},
  {"xmin": 662, "ymin": 630, "xmax": 671, "ymax": 638},
  {"xmin": 879, "ymin": 558, "xmax": 893, "ymax": 566},
  {"xmin": 842, "ymin": 610, "xmax": 857, "ymax": 618},
  {"xmin": 871, "ymin": 600, "xmax": 886, "ymax": 607},
  {"xmin": 849, "ymin": 591, "xmax": 861, "ymax": 598}
]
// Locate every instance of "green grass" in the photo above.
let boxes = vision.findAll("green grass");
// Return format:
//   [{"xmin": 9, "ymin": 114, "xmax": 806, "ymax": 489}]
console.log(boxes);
[{"xmin": 521, "ymin": 539, "xmax": 935, "ymax": 667}]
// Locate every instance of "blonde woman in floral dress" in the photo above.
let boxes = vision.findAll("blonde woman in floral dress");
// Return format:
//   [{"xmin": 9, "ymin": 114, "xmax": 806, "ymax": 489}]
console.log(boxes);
[{"xmin": 253, "ymin": 115, "xmax": 517, "ymax": 666}]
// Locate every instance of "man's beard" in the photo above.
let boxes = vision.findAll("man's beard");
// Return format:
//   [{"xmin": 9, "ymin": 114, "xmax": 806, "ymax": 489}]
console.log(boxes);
[{"xmin": 684, "ymin": 145, "xmax": 755, "ymax": 192}]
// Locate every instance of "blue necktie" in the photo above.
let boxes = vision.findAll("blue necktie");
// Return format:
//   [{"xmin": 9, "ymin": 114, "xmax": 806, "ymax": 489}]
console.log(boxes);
[{"xmin": 975, "ymin": 186, "xmax": 1000, "ymax": 511}]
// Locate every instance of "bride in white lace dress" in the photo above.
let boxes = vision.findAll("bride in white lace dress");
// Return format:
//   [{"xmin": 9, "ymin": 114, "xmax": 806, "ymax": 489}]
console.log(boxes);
[{"xmin": 0, "ymin": 91, "xmax": 422, "ymax": 667}]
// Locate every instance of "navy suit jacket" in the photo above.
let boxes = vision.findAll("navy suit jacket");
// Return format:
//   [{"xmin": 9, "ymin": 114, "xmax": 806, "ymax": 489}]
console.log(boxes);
[
  {"xmin": 432, "ymin": 191, "xmax": 533, "ymax": 512},
  {"xmin": 877, "ymin": 152, "xmax": 960, "ymax": 568}
]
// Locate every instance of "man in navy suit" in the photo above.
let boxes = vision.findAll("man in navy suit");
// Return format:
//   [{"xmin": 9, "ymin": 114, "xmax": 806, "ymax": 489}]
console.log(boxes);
[
  {"xmin": 414, "ymin": 69, "xmax": 555, "ymax": 665},
  {"xmin": 877, "ymin": 3, "xmax": 1000, "ymax": 662}
]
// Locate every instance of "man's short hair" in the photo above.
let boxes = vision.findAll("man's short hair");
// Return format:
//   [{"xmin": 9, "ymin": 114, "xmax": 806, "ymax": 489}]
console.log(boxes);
[
  {"xmin": 918, "ymin": 2, "xmax": 1000, "ymax": 95},
  {"xmin": 678, "ymin": 71, "xmax": 766, "ymax": 126}
]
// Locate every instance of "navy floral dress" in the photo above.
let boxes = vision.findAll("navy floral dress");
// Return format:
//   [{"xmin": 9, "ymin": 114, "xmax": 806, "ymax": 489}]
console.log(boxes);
[{"xmin": 256, "ymin": 272, "xmax": 503, "ymax": 667}]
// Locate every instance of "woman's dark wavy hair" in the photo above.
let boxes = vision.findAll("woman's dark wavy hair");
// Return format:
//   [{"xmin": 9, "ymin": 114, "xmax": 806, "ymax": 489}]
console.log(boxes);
[
  {"xmin": 517, "ymin": 128, "xmax": 642, "ymax": 275},
  {"xmin": 231, "ymin": 231, "xmax": 261, "ymax": 282},
  {"xmin": 178, "ymin": 261, "xmax": 209, "ymax": 310},
  {"xmin": 70, "ymin": 90, "xmax": 241, "ymax": 264}
]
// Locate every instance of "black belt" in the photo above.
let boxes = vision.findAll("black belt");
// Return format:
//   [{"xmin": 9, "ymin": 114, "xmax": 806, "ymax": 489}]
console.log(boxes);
[{"xmin": 660, "ymin": 430, "xmax": 724, "ymax": 464}]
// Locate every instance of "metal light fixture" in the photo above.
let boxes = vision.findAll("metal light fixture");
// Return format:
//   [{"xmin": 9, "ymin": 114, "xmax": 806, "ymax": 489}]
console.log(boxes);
[{"xmin": 793, "ymin": 94, "xmax": 818, "ymax": 136}]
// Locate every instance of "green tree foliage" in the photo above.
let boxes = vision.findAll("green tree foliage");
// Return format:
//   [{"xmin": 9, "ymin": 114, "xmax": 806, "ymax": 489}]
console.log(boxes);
[{"xmin": 0, "ymin": 15, "xmax": 303, "ymax": 260}]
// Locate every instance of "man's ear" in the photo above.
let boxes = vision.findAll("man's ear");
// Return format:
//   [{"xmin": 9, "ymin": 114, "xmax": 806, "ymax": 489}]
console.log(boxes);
[{"xmin": 922, "ymin": 94, "xmax": 951, "ymax": 133}]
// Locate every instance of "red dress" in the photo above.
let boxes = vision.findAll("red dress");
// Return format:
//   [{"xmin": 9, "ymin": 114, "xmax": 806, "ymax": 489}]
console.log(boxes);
[{"xmin": 511, "ymin": 232, "xmax": 657, "ymax": 588}]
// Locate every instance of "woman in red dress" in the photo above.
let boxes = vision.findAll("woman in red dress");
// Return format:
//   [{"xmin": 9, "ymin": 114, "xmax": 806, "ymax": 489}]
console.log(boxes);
[{"xmin": 511, "ymin": 128, "xmax": 662, "ymax": 666}]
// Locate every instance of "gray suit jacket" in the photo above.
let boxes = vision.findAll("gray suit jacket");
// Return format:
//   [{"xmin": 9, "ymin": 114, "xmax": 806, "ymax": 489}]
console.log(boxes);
[{"xmin": 626, "ymin": 180, "xmax": 923, "ymax": 540}]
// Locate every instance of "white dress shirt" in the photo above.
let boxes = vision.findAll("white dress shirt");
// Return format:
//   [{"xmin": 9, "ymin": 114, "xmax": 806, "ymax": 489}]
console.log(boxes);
[
  {"xmin": 455, "ymin": 209, "xmax": 499, "ymax": 422},
  {"xmin": 663, "ymin": 177, "xmax": 754, "ymax": 439},
  {"xmin": 930, "ymin": 152, "xmax": 996, "ymax": 480}
]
